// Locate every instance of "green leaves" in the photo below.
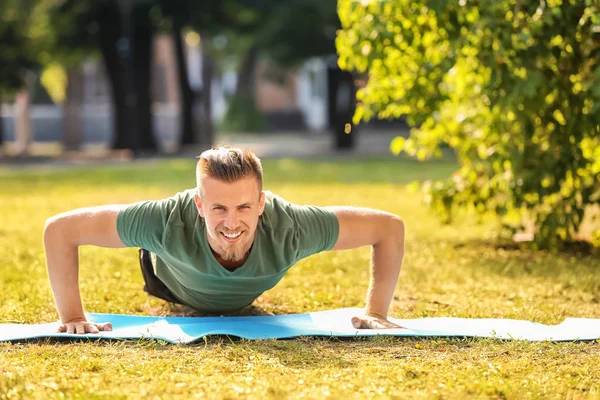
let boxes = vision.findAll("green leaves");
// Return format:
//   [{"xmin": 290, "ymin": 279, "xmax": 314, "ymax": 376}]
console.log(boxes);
[{"xmin": 337, "ymin": 0, "xmax": 600, "ymax": 249}]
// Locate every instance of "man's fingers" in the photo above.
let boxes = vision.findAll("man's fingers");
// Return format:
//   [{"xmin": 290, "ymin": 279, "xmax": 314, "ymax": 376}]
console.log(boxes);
[
  {"xmin": 368, "ymin": 319, "xmax": 403, "ymax": 329},
  {"xmin": 352, "ymin": 316, "xmax": 405, "ymax": 329},
  {"xmin": 377, "ymin": 319, "xmax": 403, "ymax": 329},
  {"xmin": 59, "ymin": 322, "xmax": 112, "ymax": 335},
  {"xmin": 88, "ymin": 322, "xmax": 112, "ymax": 334},
  {"xmin": 99, "ymin": 322, "xmax": 113, "ymax": 332},
  {"xmin": 367, "ymin": 320, "xmax": 384, "ymax": 329},
  {"xmin": 351, "ymin": 316, "xmax": 363, "ymax": 329},
  {"xmin": 374, "ymin": 320, "xmax": 402, "ymax": 329}
]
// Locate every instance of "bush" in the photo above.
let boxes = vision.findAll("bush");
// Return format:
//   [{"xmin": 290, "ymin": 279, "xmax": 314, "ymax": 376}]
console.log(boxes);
[{"xmin": 337, "ymin": 0, "xmax": 600, "ymax": 249}]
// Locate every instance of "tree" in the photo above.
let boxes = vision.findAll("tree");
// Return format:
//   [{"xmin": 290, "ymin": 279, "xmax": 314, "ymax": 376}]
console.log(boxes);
[
  {"xmin": 245, "ymin": 0, "xmax": 355, "ymax": 150},
  {"xmin": 45, "ymin": 0, "xmax": 98, "ymax": 152},
  {"xmin": 157, "ymin": 0, "xmax": 196, "ymax": 146},
  {"xmin": 327, "ymin": 66, "xmax": 356, "ymax": 150},
  {"xmin": 337, "ymin": 0, "xmax": 600, "ymax": 249},
  {"xmin": 45, "ymin": 0, "xmax": 159, "ymax": 154},
  {"xmin": 259, "ymin": 0, "xmax": 338, "ymax": 67},
  {"xmin": 160, "ymin": 0, "xmax": 343, "ymax": 139},
  {"xmin": 95, "ymin": 0, "xmax": 157, "ymax": 153},
  {"xmin": 0, "ymin": 0, "xmax": 38, "ymax": 150},
  {"xmin": 159, "ymin": 0, "xmax": 253, "ymax": 146},
  {"xmin": 220, "ymin": 0, "xmax": 341, "ymax": 134},
  {"xmin": 198, "ymin": 35, "xmax": 215, "ymax": 146},
  {"xmin": 191, "ymin": 1, "xmax": 275, "ymax": 135},
  {"xmin": 9, "ymin": 0, "xmax": 160, "ymax": 154}
]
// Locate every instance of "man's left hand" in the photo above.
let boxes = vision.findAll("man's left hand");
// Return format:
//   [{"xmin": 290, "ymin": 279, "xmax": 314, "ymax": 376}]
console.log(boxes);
[{"xmin": 351, "ymin": 312, "xmax": 404, "ymax": 329}]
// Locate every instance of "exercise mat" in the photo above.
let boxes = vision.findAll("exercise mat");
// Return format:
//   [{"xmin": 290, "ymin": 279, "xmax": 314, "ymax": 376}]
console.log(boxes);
[{"xmin": 1, "ymin": 308, "xmax": 599, "ymax": 343}]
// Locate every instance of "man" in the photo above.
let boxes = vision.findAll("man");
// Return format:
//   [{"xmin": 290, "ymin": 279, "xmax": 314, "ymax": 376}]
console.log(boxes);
[{"xmin": 43, "ymin": 147, "xmax": 405, "ymax": 335}]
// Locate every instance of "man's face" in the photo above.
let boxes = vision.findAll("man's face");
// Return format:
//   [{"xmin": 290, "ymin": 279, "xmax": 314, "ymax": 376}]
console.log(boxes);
[{"xmin": 194, "ymin": 176, "xmax": 265, "ymax": 263}]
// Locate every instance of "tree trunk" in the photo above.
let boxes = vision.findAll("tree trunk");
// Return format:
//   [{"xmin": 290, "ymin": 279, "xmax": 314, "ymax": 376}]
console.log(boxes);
[
  {"xmin": 97, "ymin": 2, "xmax": 128, "ymax": 150},
  {"xmin": 327, "ymin": 66, "xmax": 356, "ymax": 150},
  {"xmin": 236, "ymin": 46, "xmax": 258, "ymax": 100},
  {"xmin": 14, "ymin": 90, "xmax": 31, "ymax": 156},
  {"xmin": 96, "ymin": 2, "xmax": 156, "ymax": 154},
  {"xmin": 132, "ymin": 3, "xmax": 156, "ymax": 153},
  {"xmin": 174, "ymin": 25, "xmax": 195, "ymax": 147},
  {"xmin": 198, "ymin": 34, "xmax": 214, "ymax": 147},
  {"xmin": 62, "ymin": 66, "xmax": 84, "ymax": 152},
  {"xmin": 0, "ymin": 95, "xmax": 4, "ymax": 150},
  {"xmin": 223, "ymin": 45, "xmax": 264, "ymax": 132}
]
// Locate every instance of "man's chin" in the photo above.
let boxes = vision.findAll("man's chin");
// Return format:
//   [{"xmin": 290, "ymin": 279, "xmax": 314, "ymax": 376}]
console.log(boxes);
[
  {"xmin": 220, "ymin": 251, "xmax": 246, "ymax": 262},
  {"xmin": 219, "ymin": 243, "xmax": 251, "ymax": 262},
  {"xmin": 222, "ymin": 255, "xmax": 244, "ymax": 263}
]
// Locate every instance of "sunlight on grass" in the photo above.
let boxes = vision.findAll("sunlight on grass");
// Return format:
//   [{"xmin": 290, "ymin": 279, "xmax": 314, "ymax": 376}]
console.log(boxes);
[{"xmin": 0, "ymin": 157, "xmax": 599, "ymax": 399}]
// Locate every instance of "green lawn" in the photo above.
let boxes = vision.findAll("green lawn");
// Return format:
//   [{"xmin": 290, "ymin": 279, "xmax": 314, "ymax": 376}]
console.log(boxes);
[{"xmin": 1, "ymin": 156, "xmax": 599, "ymax": 399}]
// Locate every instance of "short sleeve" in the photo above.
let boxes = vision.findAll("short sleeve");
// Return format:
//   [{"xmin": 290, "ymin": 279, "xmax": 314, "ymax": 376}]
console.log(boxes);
[
  {"xmin": 289, "ymin": 204, "xmax": 340, "ymax": 260},
  {"xmin": 116, "ymin": 197, "xmax": 176, "ymax": 252}
]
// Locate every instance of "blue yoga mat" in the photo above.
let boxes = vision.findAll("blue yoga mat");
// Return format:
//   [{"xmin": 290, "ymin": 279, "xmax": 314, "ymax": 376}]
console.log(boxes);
[{"xmin": 1, "ymin": 308, "xmax": 599, "ymax": 343}]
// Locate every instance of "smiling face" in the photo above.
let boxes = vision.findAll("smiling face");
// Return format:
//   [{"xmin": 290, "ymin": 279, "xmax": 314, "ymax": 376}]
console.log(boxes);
[{"xmin": 194, "ymin": 176, "xmax": 265, "ymax": 265}]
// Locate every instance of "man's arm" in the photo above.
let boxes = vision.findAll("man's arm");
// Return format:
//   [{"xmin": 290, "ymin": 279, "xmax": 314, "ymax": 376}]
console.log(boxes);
[
  {"xmin": 43, "ymin": 205, "xmax": 128, "ymax": 334},
  {"xmin": 325, "ymin": 207, "xmax": 405, "ymax": 329}
]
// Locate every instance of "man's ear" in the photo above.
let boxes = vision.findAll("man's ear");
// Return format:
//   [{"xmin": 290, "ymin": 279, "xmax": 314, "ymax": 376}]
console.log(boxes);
[
  {"xmin": 194, "ymin": 192, "xmax": 205, "ymax": 217},
  {"xmin": 258, "ymin": 191, "xmax": 266, "ymax": 216}
]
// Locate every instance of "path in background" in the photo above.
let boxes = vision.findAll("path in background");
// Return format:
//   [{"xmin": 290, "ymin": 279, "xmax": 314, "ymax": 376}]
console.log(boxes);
[
  {"xmin": 190, "ymin": 129, "xmax": 402, "ymax": 159},
  {"xmin": 0, "ymin": 129, "xmax": 406, "ymax": 169}
]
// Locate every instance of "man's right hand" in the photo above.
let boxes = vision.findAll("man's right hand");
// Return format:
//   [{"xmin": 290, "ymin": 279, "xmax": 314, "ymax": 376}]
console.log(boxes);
[
  {"xmin": 44, "ymin": 205, "xmax": 127, "ymax": 336},
  {"xmin": 57, "ymin": 317, "xmax": 113, "ymax": 334}
]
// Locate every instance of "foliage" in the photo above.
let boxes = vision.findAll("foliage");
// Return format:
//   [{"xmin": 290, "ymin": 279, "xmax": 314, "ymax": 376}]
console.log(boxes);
[
  {"xmin": 160, "ymin": 0, "xmax": 338, "ymax": 67},
  {"xmin": 258, "ymin": 0, "xmax": 339, "ymax": 67},
  {"xmin": 0, "ymin": 0, "xmax": 102, "ymax": 100},
  {"xmin": 40, "ymin": 63, "xmax": 68, "ymax": 103},
  {"xmin": 0, "ymin": 0, "xmax": 39, "ymax": 95},
  {"xmin": 221, "ymin": 94, "xmax": 267, "ymax": 133},
  {"xmin": 337, "ymin": 0, "xmax": 600, "ymax": 249},
  {"xmin": 38, "ymin": 0, "xmax": 103, "ymax": 103},
  {"xmin": 0, "ymin": 159, "xmax": 599, "ymax": 398},
  {"xmin": 158, "ymin": 0, "xmax": 339, "ymax": 132}
]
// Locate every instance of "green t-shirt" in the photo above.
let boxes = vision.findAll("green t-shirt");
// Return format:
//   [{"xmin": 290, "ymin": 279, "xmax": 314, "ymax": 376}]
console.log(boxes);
[{"xmin": 116, "ymin": 189, "xmax": 339, "ymax": 312}]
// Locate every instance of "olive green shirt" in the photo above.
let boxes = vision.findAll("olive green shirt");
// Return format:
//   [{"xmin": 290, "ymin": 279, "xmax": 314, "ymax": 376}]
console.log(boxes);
[{"xmin": 116, "ymin": 189, "xmax": 339, "ymax": 312}]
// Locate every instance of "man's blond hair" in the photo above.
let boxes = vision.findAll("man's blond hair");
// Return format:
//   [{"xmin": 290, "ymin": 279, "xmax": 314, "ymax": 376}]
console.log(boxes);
[{"xmin": 196, "ymin": 147, "xmax": 263, "ymax": 197}]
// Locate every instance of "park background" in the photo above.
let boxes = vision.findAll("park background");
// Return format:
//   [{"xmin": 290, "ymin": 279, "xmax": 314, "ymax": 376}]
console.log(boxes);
[{"xmin": 1, "ymin": 0, "xmax": 599, "ymax": 398}]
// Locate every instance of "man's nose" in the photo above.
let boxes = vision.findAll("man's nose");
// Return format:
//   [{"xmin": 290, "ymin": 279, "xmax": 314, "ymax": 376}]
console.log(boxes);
[{"xmin": 223, "ymin": 211, "xmax": 240, "ymax": 230}]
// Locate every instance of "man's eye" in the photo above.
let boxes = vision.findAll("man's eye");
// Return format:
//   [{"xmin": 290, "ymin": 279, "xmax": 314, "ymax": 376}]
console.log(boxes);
[{"xmin": 213, "ymin": 207, "xmax": 225, "ymax": 211}]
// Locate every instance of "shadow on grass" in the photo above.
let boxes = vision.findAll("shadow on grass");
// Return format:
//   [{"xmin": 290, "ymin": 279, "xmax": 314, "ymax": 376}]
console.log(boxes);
[
  {"xmin": 162, "ymin": 304, "xmax": 277, "ymax": 318},
  {"xmin": 448, "ymin": 238, "xmax": 600, "ymax": 289},
  {"xmin": 457, "ymin": 237, "xmax": 600, "ymax": 257}
]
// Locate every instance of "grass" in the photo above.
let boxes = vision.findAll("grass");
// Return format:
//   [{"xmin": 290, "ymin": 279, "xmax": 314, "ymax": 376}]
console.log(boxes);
[{"xmin": 0, "ymin": 155, "xmax": 599, "ymax": 399}]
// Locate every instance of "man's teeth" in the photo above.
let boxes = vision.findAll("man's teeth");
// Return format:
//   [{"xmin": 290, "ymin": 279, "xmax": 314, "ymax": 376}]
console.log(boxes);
[{"xmin": 223, "ymin": 232, "xmax": 241, "ymax": 239}]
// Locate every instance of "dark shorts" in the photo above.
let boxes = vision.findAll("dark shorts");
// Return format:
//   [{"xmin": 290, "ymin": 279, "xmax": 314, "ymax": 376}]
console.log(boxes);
[{"xmin": 139, "ymin": 249, "xmax": 183, "ymax": 305}]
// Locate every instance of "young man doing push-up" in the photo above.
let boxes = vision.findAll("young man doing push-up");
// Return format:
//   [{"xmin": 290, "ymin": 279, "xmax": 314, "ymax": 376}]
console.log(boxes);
[{"xmin": 43, "ymin": 147, "xmax": 405, "ymax": 334}]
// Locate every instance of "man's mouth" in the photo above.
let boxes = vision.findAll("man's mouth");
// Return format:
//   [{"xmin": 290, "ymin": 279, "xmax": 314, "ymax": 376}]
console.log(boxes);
[{"xmin": 220, "ymin": 231, "xmax": 243, "ymax": 243}]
